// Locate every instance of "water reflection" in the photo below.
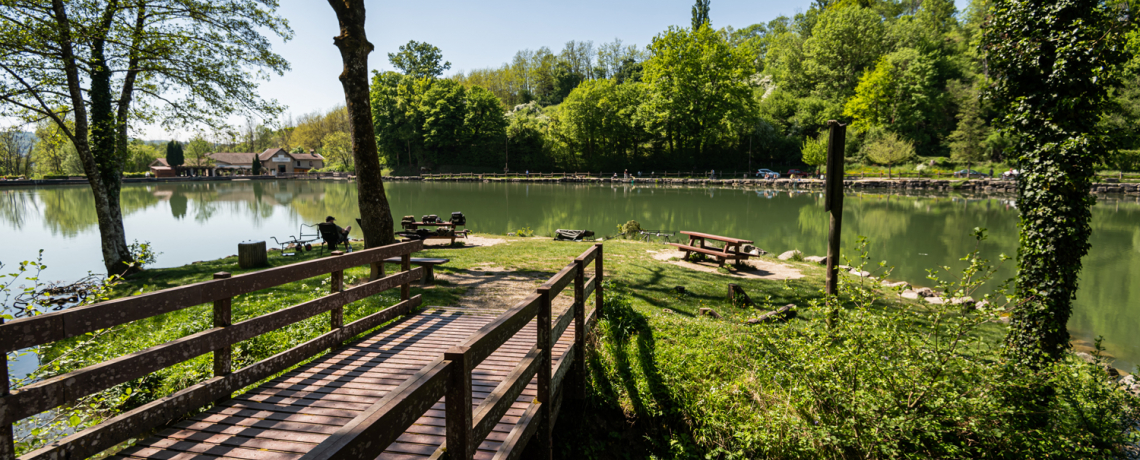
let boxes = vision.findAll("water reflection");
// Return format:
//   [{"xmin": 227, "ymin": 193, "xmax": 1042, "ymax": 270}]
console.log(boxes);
[{"xmin": 1, "ymin": 180, "xmax": 1138, "ymax": 370}]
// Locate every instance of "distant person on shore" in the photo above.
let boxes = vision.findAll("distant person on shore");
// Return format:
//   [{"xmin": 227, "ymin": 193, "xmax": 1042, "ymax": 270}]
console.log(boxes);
[{"xmin": 324, "ymin": 216, "xmax": 352, "ymax": 250}]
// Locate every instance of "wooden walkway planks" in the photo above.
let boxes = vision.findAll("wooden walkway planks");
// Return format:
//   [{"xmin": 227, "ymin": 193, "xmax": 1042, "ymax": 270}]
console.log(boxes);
[{"xmin": 113, "ymin": 309, "xmax": 574, "ymax": 460}]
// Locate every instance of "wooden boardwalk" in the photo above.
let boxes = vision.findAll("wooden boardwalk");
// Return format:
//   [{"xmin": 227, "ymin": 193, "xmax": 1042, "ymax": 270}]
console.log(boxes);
[
  {"xmin": 2, "ymin": 241, "xmax": 602, "ymax": 460},
  {"xmin": 114, "ymin": 309, "xmax": 576, "ymax": 460}
]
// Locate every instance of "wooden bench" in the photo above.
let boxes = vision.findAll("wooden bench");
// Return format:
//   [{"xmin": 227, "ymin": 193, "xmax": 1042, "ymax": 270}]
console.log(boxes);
[
  {"xmin": 383, "ymin": 257, "xmax": 450, "ymax": 284},
  {"xmin": 669, "ymin": 231, "xmax": 753, "ymax": 267}
]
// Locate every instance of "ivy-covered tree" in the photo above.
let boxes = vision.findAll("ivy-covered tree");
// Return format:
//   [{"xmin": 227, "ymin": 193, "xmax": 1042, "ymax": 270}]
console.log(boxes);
[{"xmin": 983, "ymin": 0, "xmax": 1134, "ymax": 366}]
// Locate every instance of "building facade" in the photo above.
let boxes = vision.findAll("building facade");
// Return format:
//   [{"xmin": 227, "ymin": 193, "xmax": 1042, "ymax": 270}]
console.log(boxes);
[{"xmin": 208, "ymin": 148, "xmax": 325, "ymax": 175}]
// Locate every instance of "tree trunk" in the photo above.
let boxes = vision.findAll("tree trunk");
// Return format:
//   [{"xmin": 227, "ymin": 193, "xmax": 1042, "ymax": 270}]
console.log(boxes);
[
  {"xmin": 328, "ymin": 0, "xmax": 395, "ymax": 280},
  {"xmin": 51, "ymin": 0, "xmax": 134, "ymax": 276}
]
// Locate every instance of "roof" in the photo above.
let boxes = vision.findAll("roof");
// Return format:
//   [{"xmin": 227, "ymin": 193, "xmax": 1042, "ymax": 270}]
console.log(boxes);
[
  {"xmin": 208, "ymin": 152, "xmax": 257, "ymax": 165},
  {"xmin": 258, "ymin": 148, "xmax": 324, "ymax": 162},
  {"xmin": 149, "ymin": 158, "xmax": 169, "ymax": 167},
  {"xmin": 150, "ymin": 166, "xmax": 173, "ymax": 171}
]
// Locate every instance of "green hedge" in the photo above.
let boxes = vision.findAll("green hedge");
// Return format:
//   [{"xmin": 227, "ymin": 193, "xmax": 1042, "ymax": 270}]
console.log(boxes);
[{"xmin": 41, "ymin": 174, "xmax": 72, "ymax": 180}]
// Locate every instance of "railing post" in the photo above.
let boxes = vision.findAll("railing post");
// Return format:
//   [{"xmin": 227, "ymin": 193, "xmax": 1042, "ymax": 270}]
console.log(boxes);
[
  {"xmin": 595, "ymin": 243, "xmax": 604, "ymax": 318},
  {"xmin": 533, "ymin": 286, "xmax": 553, "ymax": 460},
  {"xmin": 330, "ymin": 251, "xmax": 345, "ymax": 345},
  {"xmin": 444, "ymin": 346, "xmax": 473, "ymax": 460},
  {"xmin": 1, "ymin": 318, "xmax": 13, "ymax": 460},
  {"xmin": 572, "ymin": 258, "xmax": 586, "ymax": 400},
  {"xmin": 212, "ymin": 272, "xmax": 233, "ymax": 403},
  {"xmin": 401, "ymin": 253, "xmax": 411, "ymax": 301}
]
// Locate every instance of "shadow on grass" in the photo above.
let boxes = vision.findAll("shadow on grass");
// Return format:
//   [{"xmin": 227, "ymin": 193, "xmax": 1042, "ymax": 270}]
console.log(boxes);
[{"xmin": 553, "ymin": 289, "xmax": 703, "ymax": 460}]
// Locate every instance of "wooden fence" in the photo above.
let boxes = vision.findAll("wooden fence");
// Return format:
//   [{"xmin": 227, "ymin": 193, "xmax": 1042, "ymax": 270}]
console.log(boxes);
[
  {"xmin": 298, "ymin": 243, "xmax": 604, "ymax": 460},
  {"xmin": 0, "ymin": 241, "xmax": 426, "ymax": 460}
]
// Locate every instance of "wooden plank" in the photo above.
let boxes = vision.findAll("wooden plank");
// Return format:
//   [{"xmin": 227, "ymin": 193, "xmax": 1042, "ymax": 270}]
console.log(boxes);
[
  {"xmin": 489, "ymin": 402, "xmax": 541, "ymax": 460},
  {"xmin": 573, "ymin": 245, "xmax": 598, "ymax": 266},
  {"xmin": 551, "ymin": 307, "xmax": 573, "ymax": 345},
  {"xmin": 1, "ymin": 268, "xmax": 422, "ymax": 426},
  {"xmin": 583, "ymin": 276, "xmax": 596, "ymax": 300},
  {"xmin": 382, "ymin": 258, "xmax": 450, "ymax": 265},
  {"xmin": 444, "ymin": 347, "xmax": 474, "ymax": 460},
  {"xmin": 667, "ymin": 243, "xmax": 746, "ymax": 259},
  {"xmin": 298, "ymin": 360, "xmax": 451, "ymax": 460},
  {"xmin": 550, "ymin": 344, "xmax": 575, "ymax": 396},
  {"xmin": 678, "ymin": 231, "xmax": 752, "ymax": 245},
  {"xmin": 18, "ymin": 297, "xmax": 423, "ymax": 460},
  {"xmin": 0, "ymin": 241, "xmax": 423, "ymax": 353},
  {"xmin": 471, "ymin": 346, "xmax": 539, "ymax": 448},
  {"xmin": 457, "ymin": 294, "xmax": 540, "ymax": 369},
  {"xmin": 538, "ymin": 264, "xmax": 575, "ymax": 299}
]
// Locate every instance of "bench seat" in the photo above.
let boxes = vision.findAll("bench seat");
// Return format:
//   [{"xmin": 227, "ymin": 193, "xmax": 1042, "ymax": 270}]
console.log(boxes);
[
  {"xmin": 668, "ymin": 243, "xmax": 750, "ymax": 266},
  {"xmin": 382, "ymin": 257, "xmax": 450, "ymax": 284}
]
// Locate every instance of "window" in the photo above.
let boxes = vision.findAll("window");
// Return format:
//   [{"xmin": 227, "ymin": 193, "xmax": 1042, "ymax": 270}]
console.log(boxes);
[{"xmin": 295, "ymin": 161, "xmax": 300, "ymax": 167}]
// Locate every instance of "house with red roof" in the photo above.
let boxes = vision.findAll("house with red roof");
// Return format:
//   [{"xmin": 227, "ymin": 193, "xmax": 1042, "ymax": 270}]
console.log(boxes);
[{"xmin": 208, "ymin": 148, "xmax": 325, "ymax": 175}]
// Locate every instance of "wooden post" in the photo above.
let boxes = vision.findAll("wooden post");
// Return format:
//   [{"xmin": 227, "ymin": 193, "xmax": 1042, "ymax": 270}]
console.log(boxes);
[
  {"xmin": 444, "ymin": 346, "xmax": 473, "ymax": 460},
  {"xmin": 824, "ymin": 120, "xmax": 847, "ymax": 304},
  {"xmin": 595, "ymin": 243, "xmax": 604, "ymax": 319},
  {"xmin": 330, "ymin": 251, "xmax": 345, "ymax": 342},
  {"xmin": 1, "ymin": 318, "xmax": 13, "ymax": 460},
  {"xmin": 237, "ymin": 240, "xmax": 268, "ymax": 269},
  {"xmin": 401, "ymin": 253, "xmax": 411, "ymax": 301},
  {"xmin": 212, "ymin": 272, "xmax": 233, "ymax": 404},
  {"xmin": 533, "ymin": 287, "xmax": 553, "ymax": 460},
  {"xmin": 572, "ymin": 258, "xmax": 586, "ymax": 400}
]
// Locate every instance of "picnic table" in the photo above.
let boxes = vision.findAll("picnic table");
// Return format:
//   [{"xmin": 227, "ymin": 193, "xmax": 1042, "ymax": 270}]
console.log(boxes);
[{"xmin": 669, "ymin": 231, "xmax": 754, "ymax": 267}]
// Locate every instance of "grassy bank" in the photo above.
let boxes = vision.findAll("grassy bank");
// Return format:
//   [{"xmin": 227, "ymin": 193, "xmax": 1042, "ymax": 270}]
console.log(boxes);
[{"xmin": 18, "ymin": 236, "xmax": 1137, "ymax": 458}]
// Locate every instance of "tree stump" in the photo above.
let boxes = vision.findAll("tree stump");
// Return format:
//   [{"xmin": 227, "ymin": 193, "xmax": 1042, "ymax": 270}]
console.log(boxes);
[
  {"xmin": 238, "ymin": 240, "xmax": 268, "ymax": 269},
  {"xmin": 727, "ymin": 284, "xmax": 754, "ymax": 308}
]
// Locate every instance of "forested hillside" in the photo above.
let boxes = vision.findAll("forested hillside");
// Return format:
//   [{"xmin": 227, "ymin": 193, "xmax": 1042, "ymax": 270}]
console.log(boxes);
[{"xmin": 369, "ymin": 0, "xmax": 1140, "ymax": 173}]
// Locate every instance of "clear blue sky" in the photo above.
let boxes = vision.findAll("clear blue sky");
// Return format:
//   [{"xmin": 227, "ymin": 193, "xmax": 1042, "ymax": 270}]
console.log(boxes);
[{"xmin": 150, "ymin": 0, "xmax": 970, "ymax": 140}]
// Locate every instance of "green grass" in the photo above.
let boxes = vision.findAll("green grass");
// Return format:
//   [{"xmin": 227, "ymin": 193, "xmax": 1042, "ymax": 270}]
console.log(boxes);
[{"xmin": 20, "ymin": 237, "xmax": 1136, "ymax": 459}]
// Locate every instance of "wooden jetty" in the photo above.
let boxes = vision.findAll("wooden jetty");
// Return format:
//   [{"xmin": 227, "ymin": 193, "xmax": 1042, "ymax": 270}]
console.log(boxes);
[{"xmin": 0, "ymin": 240, "xmax": 603, "ymax": 460}]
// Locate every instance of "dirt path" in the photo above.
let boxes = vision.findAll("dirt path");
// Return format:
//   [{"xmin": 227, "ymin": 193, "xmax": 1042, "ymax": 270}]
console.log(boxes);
[
  {"xmin": 647, "ymin": 249, "xmax": 804, "ymax": 280},
  {"xmin": 435, "ymin": 264, "xmax": 575, "ymax": 316}
]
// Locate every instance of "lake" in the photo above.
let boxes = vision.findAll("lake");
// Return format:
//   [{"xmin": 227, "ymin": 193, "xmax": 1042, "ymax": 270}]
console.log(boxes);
[{"xmin": 2, "ymin": 179, "xmax": 1138, "ymax": 375}]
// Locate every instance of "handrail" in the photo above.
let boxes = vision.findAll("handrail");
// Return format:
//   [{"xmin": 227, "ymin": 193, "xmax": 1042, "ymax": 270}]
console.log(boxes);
[
  {"xmin": 0, "ymin": 240, "xmax": 423, "ymax": 353},
  {"xmin": 3, "ymin": 241, "xmax": 425, "ymax": 460},
  {"xmin": 303, "ymin": 243, "xmax": 604, "ymax": 460}
]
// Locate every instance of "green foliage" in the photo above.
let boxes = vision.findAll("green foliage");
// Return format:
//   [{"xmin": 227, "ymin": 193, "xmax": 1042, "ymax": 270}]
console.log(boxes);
[
  {"xmin": 844, "ymin": 48, "xmax": 956, "ymax": 155},
  {"xmin": 164, "ymin": 141, "xmax": 184, "ymax": 168},
  {"xmin": 251, "ymin": 154, "xmax": 262, "ymax": 175},
  {"xmin": 388, "ymin": 40, "xmax": 451, "ymax": 79},
  {"xmin": 691, "ymin": 0, "xmax": 711, "ymax": 30},
  {"xmin": 800, "ymin": 132, "xmax": 827, "ymax": 169},
  {"xmin": 515, "ymin": 226, "xmax": 535, "ymax": 237},
  {"xmin": 983, "ymin": 0, "xmax": 1135, "ymax": 366},
  {"xmin": 617, "ymin": 220, "xmax": 643, "ymax": 238},
  {"xmin": 370, "ymin": 71, "xmax": 507, "ymax": 169},
  {"xmin": 573, "ymin": 235, "xmax": 1139, "ymax": 459},
  {"xmin": 862, "ymin": 130, "xmax": 915, "ymax": 177}
]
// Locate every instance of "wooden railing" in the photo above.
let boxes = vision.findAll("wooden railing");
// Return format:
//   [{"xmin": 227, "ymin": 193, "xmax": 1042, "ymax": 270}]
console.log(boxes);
[
  {"xmin": 301, "ymin": 243, "xmax": 604, "ymax": 460},
  {"xmin": 0, "ymin": 241, "xmax": 426, "ymax": 460}
]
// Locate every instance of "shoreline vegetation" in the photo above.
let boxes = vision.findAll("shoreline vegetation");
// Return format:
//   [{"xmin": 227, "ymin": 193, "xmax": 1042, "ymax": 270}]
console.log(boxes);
[
  {"xmin": 14, "ymin": 235, "xmax": 1138, "ymax": 458},
  {"xmin": 6, "ymin": 176, "xmax": 1140, "ymax": 199}
]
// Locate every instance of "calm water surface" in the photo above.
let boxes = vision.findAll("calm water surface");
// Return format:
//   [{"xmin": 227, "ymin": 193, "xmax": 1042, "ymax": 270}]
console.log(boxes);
[{"xmin": 2, "ymin": 180, "xmax": 1138, "ymax": 374}]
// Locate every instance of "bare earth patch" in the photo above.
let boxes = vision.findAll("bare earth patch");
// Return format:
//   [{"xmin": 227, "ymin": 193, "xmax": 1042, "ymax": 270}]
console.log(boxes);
[
  {"xmin": 647, "ymin": 249, "xmax": 804, "ymax": 280},
  {"xmin": 436, "ymin": 264, "xmax": 574, "ymax": 315},
  {"xmin": 421, "ymin": 234, "xmax": 507, "ymax": 248}
]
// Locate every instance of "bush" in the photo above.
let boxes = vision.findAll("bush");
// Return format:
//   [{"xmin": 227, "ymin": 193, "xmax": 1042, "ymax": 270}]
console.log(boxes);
[
  {"xmin": 617, "ymin": 220, "xmax": 643, "ymax": 238},
  {"xmin": 41, "ymin": 174, "xmax": 71, "ymax": 180}
]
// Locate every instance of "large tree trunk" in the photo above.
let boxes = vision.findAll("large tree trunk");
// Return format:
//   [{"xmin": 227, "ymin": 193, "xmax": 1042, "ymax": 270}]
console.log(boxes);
[
  {"xmin": 52, "ymin": 0, "xmax": 134, "ymax": 276},
  {"xmin": 327, "ymin": 0, "xmax": 396, "ymax": 277}
]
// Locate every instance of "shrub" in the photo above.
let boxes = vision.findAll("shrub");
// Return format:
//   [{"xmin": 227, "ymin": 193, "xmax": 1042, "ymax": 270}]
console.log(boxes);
[{"xmin": 41, "ymin": 174, "xmax": 70, "ymax": 180}]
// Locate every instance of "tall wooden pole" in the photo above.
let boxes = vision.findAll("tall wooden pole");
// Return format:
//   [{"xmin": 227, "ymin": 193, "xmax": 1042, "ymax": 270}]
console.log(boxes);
[{"xmin": 824, "ymin": 120, "xmax": 847, "ymax": 301}]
